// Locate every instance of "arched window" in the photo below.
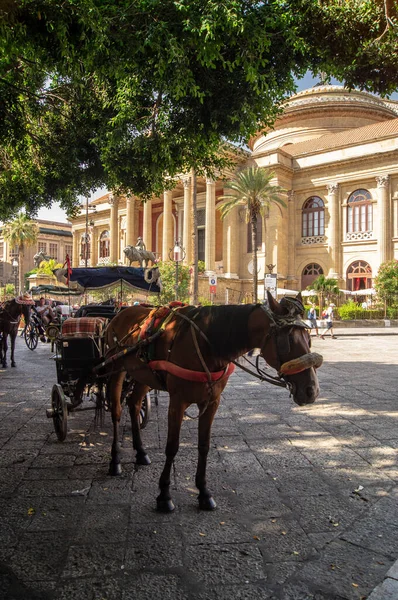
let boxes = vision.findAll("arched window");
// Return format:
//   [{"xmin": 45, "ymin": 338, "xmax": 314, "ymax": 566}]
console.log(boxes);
[
  {"xmin": 347, "ymin": 260, "xmax": 372, "ymax": 291},
  {"xmin": 99, "ymin": 230, "xmax": 110, "ymax": 258},
  {"xmin": 301, "ymin": 263, "xmax": 324, "ymax": 290},
  {"xmin": 80, "ymin": 233, "xmax": 90, "ymax": 262},
  {"xmin": 347, "ymin": 189, "xmax": 373, "ymax": 233},
  {"xmin": 302, "ymin": 197, "xmax": 325, "ymax": 237}
]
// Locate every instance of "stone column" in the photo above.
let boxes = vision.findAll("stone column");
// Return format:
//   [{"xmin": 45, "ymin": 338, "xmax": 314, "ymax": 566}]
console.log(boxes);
[
  {"xmin": 72, "ymin": 231, "xmax": 79, "ymax": 268},
  {"xmin": 376, "ymin": 175, "xmax": 390, "ymax": 264},
  {"xmin": 287, "ymin": 190, "xmax": 296, "ymax": 283},
  {"xmin": 182, "ymin": 176, "xmax": 192, "ymax": 265},
  {"xmin": 162, "ymin": 190, "xmax": 174, "ymax": 260},
  {"xmin": 205, "ymin": 177, "xmax": 216, "ymax": 273},
  {"xmin": 125, "ymin": 196, "xmax": 135, "ymax": 247},
  {"xmin": 109, "ymin": 194, "xmax": 119, "ymax": 263},
  {"xmin": 326, "ymin": 182, "xmax": 340, "ymax": 279},
  {"xmin": 222, "ymin": 205, "xmax": 239, "ymax": 278},
  {"xmin": 91, "ymin": 227, "xmax": 98, "ymax": 267},
  {"xmin": 143, "ymin": 199, "xmax": 152, "ymax": 251}
]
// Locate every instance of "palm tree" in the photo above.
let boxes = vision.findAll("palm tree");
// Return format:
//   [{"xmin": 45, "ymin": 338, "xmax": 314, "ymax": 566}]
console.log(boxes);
[
  {"xmin": 3, "ymin": 213, "xmax": 38, "ymax": 293},
  {"xmin": 218, "ymin": 167, "xmax": 286, "ymax": 302},
  {"xmin": 310, "ymin": 275, "xmax": 340, "ymax": 314}
]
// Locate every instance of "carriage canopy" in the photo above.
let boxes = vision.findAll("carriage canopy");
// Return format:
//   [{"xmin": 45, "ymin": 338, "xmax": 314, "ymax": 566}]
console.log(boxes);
[{"xmin": 54, "ymin": 266, "xmax": 161, "ymax": 294}]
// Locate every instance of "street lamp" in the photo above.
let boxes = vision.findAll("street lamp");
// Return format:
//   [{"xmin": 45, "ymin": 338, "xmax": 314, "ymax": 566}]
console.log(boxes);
[
  {"xmin": 12, "ymin": 258, "xmax": 18, "ymax": 295},
  {"xmin": 84, "ymin": 197, "xmax": 96, "ymax": 267},
  {"xmin": 169, "ymin": 239, "xmax": 186, "ymax": 300}
]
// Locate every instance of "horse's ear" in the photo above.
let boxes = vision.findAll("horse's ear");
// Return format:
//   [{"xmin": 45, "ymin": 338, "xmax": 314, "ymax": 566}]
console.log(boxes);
[
  {"xmin": 266, "ymin": 290, "xmax": 283, "ymax": 314},
  {"xmin": 296, "ymin": 292, "xmax": 303, "ymax": 304}
]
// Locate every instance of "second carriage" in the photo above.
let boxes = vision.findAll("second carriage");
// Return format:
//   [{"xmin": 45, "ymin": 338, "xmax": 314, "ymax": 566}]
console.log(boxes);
[{"xmin": 46, "ymin": 266, "xmax": 161, "ymax": 441}]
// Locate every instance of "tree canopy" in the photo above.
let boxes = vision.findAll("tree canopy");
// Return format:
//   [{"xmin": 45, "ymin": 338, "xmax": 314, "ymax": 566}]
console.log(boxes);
[
  {"xmin": 374, "ymin": 259, "xmax": 398, "ymax": 299},
  {"xmin": 218, "ymin": 167, "xmax": 286, "ymax": 302},
  {"xmin": 0, "ymin": 0, "xmax": 397, "ymax": 219}
]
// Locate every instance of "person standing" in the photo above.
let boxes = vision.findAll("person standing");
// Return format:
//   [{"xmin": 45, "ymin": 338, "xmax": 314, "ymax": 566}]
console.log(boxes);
[
  {"xmin": 307, "ymin": 304, "xmax": 319, "ymax": 336},
  {"xmin": 320, "ymin": 303, "xmax": 336, "ymax": 339}
]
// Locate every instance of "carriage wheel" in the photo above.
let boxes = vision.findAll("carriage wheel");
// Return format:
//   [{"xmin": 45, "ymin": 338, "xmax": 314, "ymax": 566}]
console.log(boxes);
[
  {"xmin": 51, "ymin": 384, "xmax": 68, "ymax": 442},
  {"xmin": 139, "ymin": 392, "xmax": 151, "ymax": 429},
  {"xmin": 24, "ymin": 322, "xmax": 38, "ymax": 351}
]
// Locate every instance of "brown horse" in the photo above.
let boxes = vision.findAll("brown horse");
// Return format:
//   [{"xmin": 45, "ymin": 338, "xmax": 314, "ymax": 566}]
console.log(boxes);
[
  {"xmin": 104, "ymin": 292, "xmax": 322, "ymax": 512},
  {"xmin": 0, "ymin": 296, "xmax": 33, "ymax": 367}
]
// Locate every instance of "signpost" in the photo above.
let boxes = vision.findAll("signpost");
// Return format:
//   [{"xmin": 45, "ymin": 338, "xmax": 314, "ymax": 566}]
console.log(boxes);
[
  {"xmin": 264, "ymin": 273, "xmax": 277, "ymax": 299},
  {"xmin": 209, "ymin": 275, "xmax": 217, "ymax": 302}
]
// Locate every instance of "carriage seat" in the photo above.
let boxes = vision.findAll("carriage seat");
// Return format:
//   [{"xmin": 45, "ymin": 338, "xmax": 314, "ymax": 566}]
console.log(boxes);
[
  {"xmin": 61, "ymin": 317, "xmax": 106, "ymax": 339},
  {"xmin": 58, "ymin": 317, "xmax": 107, "ymax": 367}
]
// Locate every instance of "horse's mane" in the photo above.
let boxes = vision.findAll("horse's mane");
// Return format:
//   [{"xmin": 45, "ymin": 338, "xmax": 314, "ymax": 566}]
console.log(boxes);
[{"xmin": 191, "ymin": 304, "xmax": 257, "ymax": 361}]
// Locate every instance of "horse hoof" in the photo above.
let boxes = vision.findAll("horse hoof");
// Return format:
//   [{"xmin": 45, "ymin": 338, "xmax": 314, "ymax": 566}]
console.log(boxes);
[
  {"xmin": 156, "ymin": 497, "xmax": 175, "ymax": 512},
  {"xmin": 108, "ymin": 463, "xmax": 122, "ymax": 476},
  {"xmin": 198, "ymin": 495, "xmax": 217, "ymax": 511},
  {"xmin": 11, "ymin": 363, "xmax": 16, "ymax": 368},
  {"xmin": 136, "ymin": 453, "xmax": 151, "ymax": 466}
]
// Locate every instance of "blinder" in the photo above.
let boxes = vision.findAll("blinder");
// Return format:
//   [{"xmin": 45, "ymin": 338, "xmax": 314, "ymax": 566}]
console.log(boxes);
[{"xmin": 260, "ymin": 300, "xmax": 311, "ymax": 370}]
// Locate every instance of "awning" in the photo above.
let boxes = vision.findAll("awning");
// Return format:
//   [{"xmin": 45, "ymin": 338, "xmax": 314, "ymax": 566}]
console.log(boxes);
[{"xmin": 54, "ymin": 266, "xmax": 161, "ymax": 294}]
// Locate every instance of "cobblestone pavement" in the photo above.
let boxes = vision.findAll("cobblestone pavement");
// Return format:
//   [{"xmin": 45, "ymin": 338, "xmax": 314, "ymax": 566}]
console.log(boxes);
[{"xmin": 1, "ymin": 332, "xmax": 398, "ymax": 600}]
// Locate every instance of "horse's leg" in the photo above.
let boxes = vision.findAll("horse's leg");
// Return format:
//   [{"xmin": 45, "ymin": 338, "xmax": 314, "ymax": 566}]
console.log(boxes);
[
  {"xmin": 196, "ymin": 396, "xmax": 220, "ymax": 510},
  {"xmin": 10, "ymin": 330, "xmax": 17, "ymax": 367},
  {"xmin": 126, "ymin": 382, "xmax": 151, "ymax": 465},
  {"xmin": 108, "ymin": 371, "xmax": 126, "ymax": 476},
  {"xmin": 157, "ymin": 396, "xmax": 188, "ymax": 512},
  {"xmin": 2, "ymin": 332, "xmax": 8, "ymax": 368}
]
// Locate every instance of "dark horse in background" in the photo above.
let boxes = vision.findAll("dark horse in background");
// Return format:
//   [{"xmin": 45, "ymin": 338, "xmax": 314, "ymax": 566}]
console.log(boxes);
[
  {"xmin": 104, "ymin": 292, "xmax": 322, "ymax": 512},
  {"xmin": 0, "ymin": 295, "xmax": 33, "ymax": 367}
]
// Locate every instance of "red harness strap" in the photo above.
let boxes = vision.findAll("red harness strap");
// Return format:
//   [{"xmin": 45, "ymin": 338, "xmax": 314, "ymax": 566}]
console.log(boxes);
[{"xmin": 148, "ymin": 360, "xmax": 235, "ymax": 383}]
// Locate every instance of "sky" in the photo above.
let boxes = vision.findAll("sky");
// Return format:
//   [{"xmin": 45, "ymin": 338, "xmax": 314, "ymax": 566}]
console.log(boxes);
[{"xmin": 37, "ymin": 73, "xmax": 398, "ymax": 224}]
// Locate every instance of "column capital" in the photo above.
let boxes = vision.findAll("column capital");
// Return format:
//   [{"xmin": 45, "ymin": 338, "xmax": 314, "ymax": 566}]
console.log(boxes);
[
  {"xmin": 376, "ymin": 174, "xmax": 390, "ymax": 188},
  {"xmin": 326, "ymin": 182, "xmax": 339, "ymax": 195},
  {"xmin": 206, "ymin": 177, "xmax": 216, "ymax": 185},
  {"xmin": 182, "ymin": 176, "xmax": 191, "ymax": 188},
  {"xmin": 287, "ymin": 190, "xmax": 295, "ymax": 202},
  {"xmin": 108, "ymin": 193, "xmax": 119, "ymax": 206}
]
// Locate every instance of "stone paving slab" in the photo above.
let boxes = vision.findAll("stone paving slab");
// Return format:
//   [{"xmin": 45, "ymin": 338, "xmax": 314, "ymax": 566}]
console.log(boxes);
[{"xmin": 0, "ymin": 333, "xmax": 398, "ymax": 599}]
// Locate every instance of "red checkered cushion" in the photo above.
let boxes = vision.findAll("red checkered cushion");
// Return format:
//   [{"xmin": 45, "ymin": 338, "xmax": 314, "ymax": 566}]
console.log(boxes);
[{"xmin": 62, "ymin": 317, "xmax": 106, "ymax": 338}]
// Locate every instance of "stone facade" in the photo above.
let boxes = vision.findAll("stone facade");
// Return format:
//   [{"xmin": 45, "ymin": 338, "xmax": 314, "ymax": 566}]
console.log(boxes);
[
  {"xmin": 69, "ymin": 85, "xmax": 398, "ymax": 298},
  {"xmin": 0, "ymin": 220, "xmax": 72, "ymax": 288}
]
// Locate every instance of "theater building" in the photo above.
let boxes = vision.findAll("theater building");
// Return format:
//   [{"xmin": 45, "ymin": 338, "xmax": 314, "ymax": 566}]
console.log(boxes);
[{"xmin": 70, "ymin": 85, "xmax": 398, "ymax": 299}]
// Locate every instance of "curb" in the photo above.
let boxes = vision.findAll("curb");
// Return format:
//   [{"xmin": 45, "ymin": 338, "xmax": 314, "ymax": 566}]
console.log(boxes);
[{"xmin": 367, "ymin": 560, "xmax": 398, "ymax": 600}]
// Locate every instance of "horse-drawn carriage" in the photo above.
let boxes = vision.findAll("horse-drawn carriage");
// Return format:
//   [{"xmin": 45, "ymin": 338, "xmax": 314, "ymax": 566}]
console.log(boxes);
[{"xmin": 46, "ymin": 266, "xmax": 161, "ymax": 441}]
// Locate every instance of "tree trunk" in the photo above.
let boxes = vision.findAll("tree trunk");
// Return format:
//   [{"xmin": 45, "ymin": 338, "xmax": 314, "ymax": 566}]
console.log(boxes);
[
  {"xmin": 251, "ymin": 216, "xmax": 258, "ymax": 303},
  {"xmin": 18, "ymin": 247, "xmax": 24, "ymax": 294},
  {"xmin": 189, "ymin": 168, "xmax": 198, "ymax": 305}
]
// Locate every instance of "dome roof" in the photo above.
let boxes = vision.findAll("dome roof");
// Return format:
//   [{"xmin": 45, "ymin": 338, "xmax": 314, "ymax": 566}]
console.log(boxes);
[{"xmin": 251, "ymin": 85, "xmax": 398, "ymax": 154}]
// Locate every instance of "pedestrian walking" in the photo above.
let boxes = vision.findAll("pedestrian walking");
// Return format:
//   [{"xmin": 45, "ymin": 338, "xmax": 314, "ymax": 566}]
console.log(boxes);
[
  {"xmin": 307, "ymin": 304, "xmax": 319, "ymax": 336},
  {"xmin": 320, "ymin": 303, "xmax": 336, "ymax": 339}
]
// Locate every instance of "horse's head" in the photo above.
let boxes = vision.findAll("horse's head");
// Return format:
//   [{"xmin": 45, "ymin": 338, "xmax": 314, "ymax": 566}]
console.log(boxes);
[{"xmin": 259, "ymin": 292, "xmax": 321, "ymax": 406}]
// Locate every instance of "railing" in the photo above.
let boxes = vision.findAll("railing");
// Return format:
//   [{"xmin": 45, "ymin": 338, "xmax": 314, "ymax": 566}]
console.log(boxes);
[
  {"xmin": 301, "ymin": 236, "xmax": 326, "ymax": 245},
  {"xmin": 345, "ymin": 231, "xmax": 373, "ymax": 241}
]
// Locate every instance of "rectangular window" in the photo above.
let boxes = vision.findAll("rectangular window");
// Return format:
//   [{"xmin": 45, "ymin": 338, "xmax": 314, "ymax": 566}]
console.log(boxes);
[
  {"xmin": 65, "ymin": 244, "xmax": 73, "ymax": 260},
  {"xmin": 247, "ymin": 219, "xmax": 262, "ymax": 253},
  {"xmin": 314, "ymin": 212, "xmax": 319, "ymax": 236},
  {"xmin": 353, "ymin": 207, "xmax": 359, "ymax": 232},
  {"xmin": 302, "ymin": 214, "xmax": 308, "ymax": 237},
  {"xmin": 38, "ymin": 242, "xmax": 47, "ymax": 254},
  {"xmin": 49, "ymin": 243, "xmax": 58, "ymax": 260},
  {"xmin": 347, "ymin": 207, "xmax": 352, "ymax": 233},
  {"xmin": 320, "ymin": 211, "xmax": 325, "ymax": 234},
  {"xmin": 9, "ymin": 245, "xmax": 18, "ymax": 257}
]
